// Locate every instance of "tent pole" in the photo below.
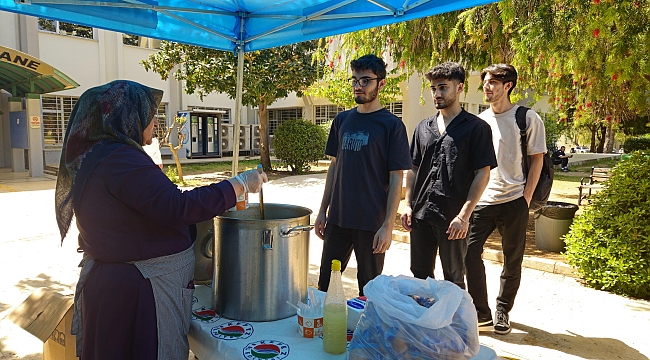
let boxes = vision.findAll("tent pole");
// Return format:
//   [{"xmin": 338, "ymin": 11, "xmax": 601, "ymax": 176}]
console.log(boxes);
[{"xmin": 231, "ymin": 46, "xmax": 244, "ymax": 176}]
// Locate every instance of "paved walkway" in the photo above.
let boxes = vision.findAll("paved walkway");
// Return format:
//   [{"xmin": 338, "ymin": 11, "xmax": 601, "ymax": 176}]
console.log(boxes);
[{"xmin": 2, "ymin": 152, "xmax": 648, "ymax": 360}]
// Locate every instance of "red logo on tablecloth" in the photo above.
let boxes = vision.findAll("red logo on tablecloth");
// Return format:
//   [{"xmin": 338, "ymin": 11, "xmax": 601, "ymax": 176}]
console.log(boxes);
[
  {"xmin": 192, "ymin": 307, "xmax": 221, "ymax": 323},
  {"xmin": 243, "ymin": 340, "xmax": 289, "ymax": 359},
  {"xmin": 211, "ymin": 321, "xmax": 254, "ymax": 340}
]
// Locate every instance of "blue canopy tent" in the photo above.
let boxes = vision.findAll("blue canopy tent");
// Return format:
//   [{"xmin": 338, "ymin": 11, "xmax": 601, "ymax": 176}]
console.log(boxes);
[{"xmin": 0, "ymin": 0, "xmax": 496, "ymax": 173}]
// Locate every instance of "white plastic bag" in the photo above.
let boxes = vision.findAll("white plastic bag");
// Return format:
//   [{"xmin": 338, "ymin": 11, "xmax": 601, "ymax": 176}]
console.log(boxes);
[{"xmin": 348, "ymin": 275, "xmax": 479, "ymax": 360}]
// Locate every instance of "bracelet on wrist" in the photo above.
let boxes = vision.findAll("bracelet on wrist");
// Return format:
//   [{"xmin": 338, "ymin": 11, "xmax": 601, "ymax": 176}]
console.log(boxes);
[{"xmin": 456, "ymin": 215, "xmax": 469, "ymax": 224}]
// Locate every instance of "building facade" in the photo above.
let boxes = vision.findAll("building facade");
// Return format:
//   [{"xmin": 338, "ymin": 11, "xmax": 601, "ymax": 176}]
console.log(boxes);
[{"xmin": 0, "ymin": 13, "xmax": 552, "ymax": 176}]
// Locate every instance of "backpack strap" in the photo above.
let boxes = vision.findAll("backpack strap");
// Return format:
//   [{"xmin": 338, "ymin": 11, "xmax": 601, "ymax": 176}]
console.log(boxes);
[{"xmin": 515, "ymin": 106, "xmax": 530, "ymax": 179}]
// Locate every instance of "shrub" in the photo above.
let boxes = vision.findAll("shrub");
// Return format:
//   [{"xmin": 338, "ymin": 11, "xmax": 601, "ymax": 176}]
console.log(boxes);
[
  {"xmin": 623, "ymin": 134, "xmax": 650, "ymax": 152},
  {"xmin": 564, "ymin": 152, "xmax": 650, "ymax": 299},
  {"xmin": 274, "ymin": 119, "xmax": 328, "ymax": 174}
]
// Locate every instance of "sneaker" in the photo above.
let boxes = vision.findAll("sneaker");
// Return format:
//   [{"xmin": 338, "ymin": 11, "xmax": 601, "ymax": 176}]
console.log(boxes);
[
  {"xmin": 494, "ymin": 310, "xmax": 511, "ymax": 335},
  {"xmin": 478, "ymin": 318, "xmax": 494, "ymax": 331}
]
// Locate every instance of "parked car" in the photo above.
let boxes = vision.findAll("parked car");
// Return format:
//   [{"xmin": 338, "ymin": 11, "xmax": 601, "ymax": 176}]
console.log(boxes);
[{"xmin": 575, "ymin": 146, "xmax": 590, "ymax": 153}]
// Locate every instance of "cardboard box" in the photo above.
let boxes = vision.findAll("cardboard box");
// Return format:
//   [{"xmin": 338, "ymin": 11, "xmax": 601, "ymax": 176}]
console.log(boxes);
[{"xmin": 8, "ymin": 288, "xmax": 78, "ymax": 360}]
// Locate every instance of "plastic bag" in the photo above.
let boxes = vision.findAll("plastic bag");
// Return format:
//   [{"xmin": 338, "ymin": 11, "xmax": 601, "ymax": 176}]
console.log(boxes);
[{"xmin": 348, "ymin": 275, "xmax": 479, "ymax": 360}]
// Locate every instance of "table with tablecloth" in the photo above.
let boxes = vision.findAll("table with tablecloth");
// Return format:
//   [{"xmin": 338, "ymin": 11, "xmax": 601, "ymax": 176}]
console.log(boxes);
[{"xmin": 188, "ymin": 285, "xmax": 498, "ymax": 360}]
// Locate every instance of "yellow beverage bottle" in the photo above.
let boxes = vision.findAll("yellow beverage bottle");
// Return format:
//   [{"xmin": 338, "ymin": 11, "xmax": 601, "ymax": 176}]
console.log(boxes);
[{"xmin": 323, "ymin": 259, "xmax": 347, "ymax": 354}]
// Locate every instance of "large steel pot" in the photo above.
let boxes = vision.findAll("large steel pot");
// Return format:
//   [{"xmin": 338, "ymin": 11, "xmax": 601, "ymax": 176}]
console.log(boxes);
[{"xmin": 213, "ymin": 203, "xmax": 313, "ymax": 321}]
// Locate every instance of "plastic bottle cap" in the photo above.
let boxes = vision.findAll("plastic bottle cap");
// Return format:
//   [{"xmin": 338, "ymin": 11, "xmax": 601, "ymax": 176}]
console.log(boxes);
[{"xmin": 331, "ymin": 259, "xmax": 341, "ymax": 271}]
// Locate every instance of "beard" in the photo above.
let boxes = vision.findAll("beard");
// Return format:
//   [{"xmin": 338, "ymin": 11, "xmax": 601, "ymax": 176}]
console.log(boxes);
[
  {"xmin": 434, "ymin": 93, "xmax": 457, "ymax": 109},
  {"xmin": 354, "ymin": 84, "xmax": 379, "ymax": 104}
]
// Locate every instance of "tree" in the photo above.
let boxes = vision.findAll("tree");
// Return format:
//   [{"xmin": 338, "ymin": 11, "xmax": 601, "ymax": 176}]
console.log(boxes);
[
  {"xmin": 142, "ymin": 41, "xmax": 322, "ymax": 171},
  {"xmin": 326, "ymin": 1, "xmax": 650, "ymax": 152},
  {"xmin": 307, "ymin": 41, "xmax": 407, "ymax": 109},
  {"xmin": 162, "ymin": 115, "xmax": 188, "ymax": 182}
]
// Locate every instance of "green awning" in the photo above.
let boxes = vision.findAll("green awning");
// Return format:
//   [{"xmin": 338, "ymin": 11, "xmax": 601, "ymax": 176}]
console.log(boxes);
[{"xmin": 0, "ymin": 45, "xmax": 79, "ymax": 97}]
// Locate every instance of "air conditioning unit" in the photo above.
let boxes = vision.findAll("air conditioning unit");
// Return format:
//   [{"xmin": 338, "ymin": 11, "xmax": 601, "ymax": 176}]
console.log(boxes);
[
  {"xmin": 239, "ymin": 124, "xmax": 251, "ymax": 152},
  {"xmin": 221, "ymin": 124, "xmax": 234, "ymax": 152},
  {"xmin": 251, "ymin": 124, "xmax": 261, "ymax": 154}
]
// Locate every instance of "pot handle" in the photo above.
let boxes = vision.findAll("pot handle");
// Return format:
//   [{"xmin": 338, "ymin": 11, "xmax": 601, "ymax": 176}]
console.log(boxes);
[{"xmin": 280, "ymin": 225, "xmax": 315, "ymax": 237}]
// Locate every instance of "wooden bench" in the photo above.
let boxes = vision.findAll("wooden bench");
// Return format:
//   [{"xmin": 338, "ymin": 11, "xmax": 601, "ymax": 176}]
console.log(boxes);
[{"xmin": 578, "ymin": 167, "xmax": 613, "ymax": 205}]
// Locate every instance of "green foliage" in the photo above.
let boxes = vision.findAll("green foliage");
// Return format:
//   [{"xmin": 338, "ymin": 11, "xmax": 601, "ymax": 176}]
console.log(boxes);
[
  {"xmin": 332, "ymin": 1, "xmax": 650, "ymax": 152},
  {"xmin": 165, "ymin": 165, "xmax": 179, "ymax": 183},
  {"xmin": 274, "ymin": 119, "xmax": 328, "ymax": 174},
  {"xmin": 307, "ymin": 45, "xmax": 407, "ymax": 109},
  {"xmin": 142, "ymin": 40, "xmax": 323, "ymax": 170},
  {"xmin": 623, "ymin": 134, "xmax": 650, "ymax": 152},
  {"xmin": 564, "ymin": 152, "xmax": 650, "ymax": 299}
]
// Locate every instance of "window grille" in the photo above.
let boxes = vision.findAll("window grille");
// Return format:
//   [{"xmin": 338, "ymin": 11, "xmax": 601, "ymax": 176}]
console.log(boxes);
[
  {"xmin": 314, "ymin": 105, "xmax": 344, "ymax": 125},
  {"xmin": 38, "ymin": 18, "xmax": 94, "ymax": 39},
  {"xmin": 268, "ymin": 107, "xmax": 303, "ymax": 135},
  {"xmin": 156, "ymin": 103, "xmax": 168, "ymax": 140},
  {"xmin": 459, "ymin": 102, "xmax": 468, "ymax": 111},
  {"xmin": 385, "ymin": 102, "xmax": 403, "ymax": 119},
  {"xmin": 42, "ymin": 96, "xmax": 78, "ymax": 147},
  {"xmin": 478, "ymin": 104, "xmax": 490, "ymax": 113}
]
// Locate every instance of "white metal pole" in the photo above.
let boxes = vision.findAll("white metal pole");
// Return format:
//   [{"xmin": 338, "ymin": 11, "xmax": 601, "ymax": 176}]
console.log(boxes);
[{"xmin": 231, "ymin": 45, "xmax": 244, "ymax": 176}]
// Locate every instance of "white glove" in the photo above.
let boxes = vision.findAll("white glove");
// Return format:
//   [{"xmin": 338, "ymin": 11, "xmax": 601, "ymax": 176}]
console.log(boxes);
[{"xmin": 234, "ymin": 169, "xmax": 267, "ymax": 193}]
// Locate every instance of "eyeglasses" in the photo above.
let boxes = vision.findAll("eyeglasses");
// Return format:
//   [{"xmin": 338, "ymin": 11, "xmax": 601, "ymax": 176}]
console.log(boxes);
[{"xmin": 348, "ymin": 77, "xmax": 383, "ymax": 87}]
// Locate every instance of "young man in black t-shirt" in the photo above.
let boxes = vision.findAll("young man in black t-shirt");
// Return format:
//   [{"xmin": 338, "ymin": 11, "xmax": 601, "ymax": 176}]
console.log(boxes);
[
  {"xmin": 553, "ymin": 146, "xmax": 573, "ymax": 171},
  {"xmin": 401, "ymin": 62, "xmax": 497, "ymax": 289},
  {"xmin": 315, "ymin": 54, "xmax": 412, "ymax": 296}
]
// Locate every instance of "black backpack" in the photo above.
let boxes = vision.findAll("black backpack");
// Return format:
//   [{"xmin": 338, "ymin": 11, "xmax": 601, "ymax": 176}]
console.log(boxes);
[{"xmin": 516, "ymin": 106, "xmax": 554, "ymax": 212}]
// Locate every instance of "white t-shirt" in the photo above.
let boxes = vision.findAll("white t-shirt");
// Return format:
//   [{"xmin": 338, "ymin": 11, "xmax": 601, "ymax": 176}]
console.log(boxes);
[
  {"xmin": 478, "ymin": 105, "xmax": 547, "ymax": 205},
  {"xmin": 143, "ymin": 137, "xmax": 163, "ymax": 165}
]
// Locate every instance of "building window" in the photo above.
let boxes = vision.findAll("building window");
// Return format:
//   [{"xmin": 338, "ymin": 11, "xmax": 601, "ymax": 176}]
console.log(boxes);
[
  {"xmin": 42, "ymin": 95, "xmax": 78, "ymax": 147},
  {"xmin": 314, "ymin": 105, "xmax": 344, "ymax": 125},
  {"xmin": 122, "ymin": 34, "xmax": 161, "ymax": 49},
  {"xmin": 156, "ymin": 103, "xmax": 168, "ymax": 140},
  {"xmin": 188, "ymin": 106, "xmax": 231, "ymax": 123},
  {"xmin": 459, "ymin": 102, "xmax": 468, "ymax": 111},
  {"xmin": 478, "ymin": 104, "xmax": 490, "ymax": 113},
  {"xmin": 38, "ymin": 18, "xmax": 94, "ymax": 39},
  {"xmin": 268, "ymin": 107, "xmax": 303, "ymax": 135},
  {"xmin": 385, "ymin": 101, "xmax": 403, "ymax": 119}
]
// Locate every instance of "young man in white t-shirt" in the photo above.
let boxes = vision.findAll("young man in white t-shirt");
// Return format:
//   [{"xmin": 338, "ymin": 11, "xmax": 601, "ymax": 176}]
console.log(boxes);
[{"xmin": 465, "ymin": 64, "xmax": 547, "ymax": 335}]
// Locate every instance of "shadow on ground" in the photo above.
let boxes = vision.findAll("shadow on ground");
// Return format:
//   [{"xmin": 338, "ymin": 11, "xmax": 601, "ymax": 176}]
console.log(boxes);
[
  {"xmin": 14, "ymin": 273, "xmax": 75, "ymax": 296},
  {"xmin": 484, "ymin": 322, "xmax": 648, "ymax": 360}
]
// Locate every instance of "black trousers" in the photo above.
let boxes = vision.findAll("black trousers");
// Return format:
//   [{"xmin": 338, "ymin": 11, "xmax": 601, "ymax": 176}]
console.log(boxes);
[
  {"xmin": 561, "ymin": 158, "xmax": 569, "ymax": 168},
  {"xmin": 318, "ymin": 223, "xmax": 385, "ymax": 296},
  {"xmin": 410, "ymin": 217, "xmax": 467, "ymax": 289},
  {"xmin": 465, "ymin": 197, "xmax": 528, "ymax": 320}
]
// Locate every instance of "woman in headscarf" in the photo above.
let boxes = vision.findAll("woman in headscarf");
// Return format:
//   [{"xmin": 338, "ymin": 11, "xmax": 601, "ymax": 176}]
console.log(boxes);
[{"xmin": 55, "ymin": 80, "xmax": 266, "ymax": 360}]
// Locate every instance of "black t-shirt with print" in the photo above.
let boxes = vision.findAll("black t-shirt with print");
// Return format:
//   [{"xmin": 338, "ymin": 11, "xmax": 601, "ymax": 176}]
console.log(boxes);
[
  {"xmin": 325, "ymin": 108, "xmax": 412, "ymax": 232},
  {"xmin": 410, "ymin": 109, "xmax": 497, "ymax": 223}
]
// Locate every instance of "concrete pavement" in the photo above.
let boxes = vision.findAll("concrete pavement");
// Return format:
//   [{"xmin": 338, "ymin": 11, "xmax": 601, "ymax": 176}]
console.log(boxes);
[{"xmin": 2, "ymin": 156, "xmax": 649, "ymax": 360}]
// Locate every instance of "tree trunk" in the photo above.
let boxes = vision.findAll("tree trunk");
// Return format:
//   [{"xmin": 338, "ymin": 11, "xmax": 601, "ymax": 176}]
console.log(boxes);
[
  {"xmin": 596, "ymin": 124, "xmax": 607, "ymax": 153},
  {"xmin": 169, "ymin": 146, "xmax": 184, "ymax": 182},
  {"xmin": 258, "ymin": 102, "xmax": 272, "ymax": 171},
  {"xmin": 590, "ymin": 126, "xmax": 597, "ymax": 152},
  {"xmin": 603, "ymin": 122, "xmax": 615, "ymax": 153}
]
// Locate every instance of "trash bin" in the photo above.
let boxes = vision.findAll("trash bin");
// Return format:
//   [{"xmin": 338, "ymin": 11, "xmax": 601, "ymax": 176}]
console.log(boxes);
[{"xmin": 534, "ymin": 201, "xmax": 579, "ymax": 252}]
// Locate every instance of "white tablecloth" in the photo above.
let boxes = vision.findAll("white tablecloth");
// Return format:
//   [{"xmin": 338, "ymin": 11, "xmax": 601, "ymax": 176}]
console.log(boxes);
[{"xmin": 188, "ymin": 285, "xmax": 498, "ymax": 360}]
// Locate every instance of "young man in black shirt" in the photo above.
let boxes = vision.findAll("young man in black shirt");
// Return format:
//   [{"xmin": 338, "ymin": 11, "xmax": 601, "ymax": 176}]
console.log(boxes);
[
  {"xmin": 315, "ymin": 54, "xmax": 412, "ymax": 296},
  {"xmin": 401, "ymin": 62, "xmax": 497, "ymax": 289},
  {"xmin": 553, "ymin": 146, "xmax": 573, "ymax": 171}
]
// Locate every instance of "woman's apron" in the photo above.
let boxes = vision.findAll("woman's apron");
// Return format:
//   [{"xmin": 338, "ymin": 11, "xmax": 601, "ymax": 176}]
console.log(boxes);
[{"xmin": 71, "ymin": 245, "xmax": 195, "ymax": 360}]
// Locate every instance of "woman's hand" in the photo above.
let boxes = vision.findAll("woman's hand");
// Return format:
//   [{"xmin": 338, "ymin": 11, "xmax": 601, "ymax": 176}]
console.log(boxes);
[{"xmin": 232, "ymin": 169, "xmax": 268, "ymax": 194}]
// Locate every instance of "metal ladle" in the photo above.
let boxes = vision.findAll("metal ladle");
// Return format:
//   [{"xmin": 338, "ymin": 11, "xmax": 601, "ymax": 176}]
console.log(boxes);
[{"xmin": 257, "ymin": 164, "xmax": 265, "ymax": 219}]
